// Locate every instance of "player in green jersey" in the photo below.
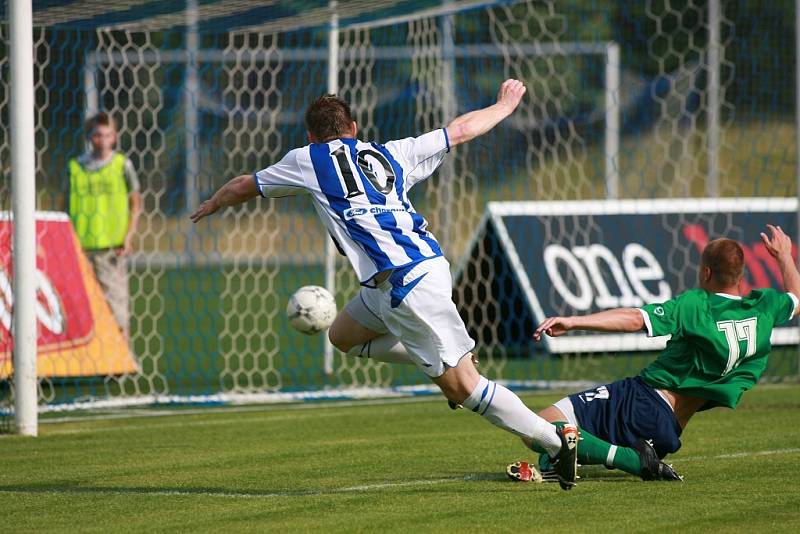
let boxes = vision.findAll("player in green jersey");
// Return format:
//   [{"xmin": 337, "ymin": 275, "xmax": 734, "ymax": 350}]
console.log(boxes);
[{"xmin": 511, "ymin": 225, "xmax": 800, "ymax": 483}]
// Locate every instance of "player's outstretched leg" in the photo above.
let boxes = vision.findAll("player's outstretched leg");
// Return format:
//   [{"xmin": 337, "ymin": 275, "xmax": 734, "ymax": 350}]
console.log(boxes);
[
  {"xmin": 545, "ymin": 423, "xmax": 645, "ymax": 478},
  {"xmin": 534, "ymin": 429, "xmax": 682, "ymax": 482},
  {"xmin": 433, "ymin": 354, "xmax": 578, "ymax": 490}
]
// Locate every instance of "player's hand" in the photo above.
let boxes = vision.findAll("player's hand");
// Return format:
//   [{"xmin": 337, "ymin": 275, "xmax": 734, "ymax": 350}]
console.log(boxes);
[
  {"xmin": 190, "ymin": 198, "xmax": 219, "ymax": 223},
  {"xmin": 760, "ymin": 224, "xmax": 793, "ymax": 261},
  {"xmin": 533, "ymin": 316, "xmax": 573, "ymax": 341},
  {"xmin": 496, "ymin": 79, "xmax": 526, "ymax": 113}
]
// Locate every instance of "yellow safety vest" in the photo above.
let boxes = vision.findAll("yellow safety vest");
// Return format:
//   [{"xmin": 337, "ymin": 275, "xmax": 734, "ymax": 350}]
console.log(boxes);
[{"xmin": 68, "ymin": 153, "xmax": 130, "ymax": 250}]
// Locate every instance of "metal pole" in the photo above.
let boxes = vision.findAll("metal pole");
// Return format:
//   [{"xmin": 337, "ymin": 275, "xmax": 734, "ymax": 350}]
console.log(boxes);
[
  {"xmin": 323, "ymin": 0, "xmax": 339, "ymax": 375},
  {"xmin": 604, "ymin": 42, "xmax": 620, "ymax": 199},
  {"xmin": 184, "ymin": 0, "xmax": 199, "ymax": 214},
  {"xmin": 439, "ymin": 3, "xmax": 457, "ymax": 247},
  {"xmin": 327, "ymin": 0, "xmax": 339, "ymax": 98},
  {"xmin": 707, "ymin": 0, "xmax": 721, "ymax": 198},
  {"xmin": 10, "ymin": 0, "xmax": 38, "ymax": 436},
  {"xmin": 83, "ymin": 56, "xmax": 99, "ymax": 120}
]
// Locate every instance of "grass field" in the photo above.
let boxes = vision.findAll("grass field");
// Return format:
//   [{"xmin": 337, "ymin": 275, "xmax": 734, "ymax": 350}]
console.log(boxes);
[{"xmin": 3, "ymin": 385, "xmax": 800, "ymax": 532}]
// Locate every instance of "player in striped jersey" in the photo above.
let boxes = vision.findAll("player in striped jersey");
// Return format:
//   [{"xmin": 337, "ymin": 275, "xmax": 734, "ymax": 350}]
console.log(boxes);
[
  {"xmin": 524, "ymin": 226, "xmax": 800, "ymax": 481},
  {"xmin": 190, "ymin": 79, "xmax": 580, "ymax": 489}
]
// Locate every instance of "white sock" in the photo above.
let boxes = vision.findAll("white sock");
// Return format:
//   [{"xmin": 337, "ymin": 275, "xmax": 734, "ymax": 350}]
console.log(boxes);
[
  {"xmin": 605, "ymin": 445, "xmax": 618, "ymax": 467},
  {"xmin": 461, "ymin": 376, "xmax": 562, "ymax": 457},
  {"xmin": 347, "ymin": 334, "xmax": 415, "ymax": 365}
]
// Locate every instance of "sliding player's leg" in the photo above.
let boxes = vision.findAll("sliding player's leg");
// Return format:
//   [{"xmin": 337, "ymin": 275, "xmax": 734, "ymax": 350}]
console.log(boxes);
[
  {"xmin": 535, "ymin": 401, "xmax": 644, "ymax": 477},
  {"xmin": 529, "ymin": 381, "xmax": 682, "ymax": 481}
]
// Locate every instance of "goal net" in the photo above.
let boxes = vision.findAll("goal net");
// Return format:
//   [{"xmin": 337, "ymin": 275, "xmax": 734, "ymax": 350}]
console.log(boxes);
[{"xmin": 1, "ymin": 0, "xmax": 797, "ymax": 416}]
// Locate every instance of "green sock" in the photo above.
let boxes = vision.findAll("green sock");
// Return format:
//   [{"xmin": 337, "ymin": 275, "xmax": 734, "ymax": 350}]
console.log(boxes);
[
  {"xmin": 577, "ymin": 428, "xmax": 642, "ymax": 477},
  {"xmin": 535, "ymin": 422, "xmax": 642, "ymax": 478}
]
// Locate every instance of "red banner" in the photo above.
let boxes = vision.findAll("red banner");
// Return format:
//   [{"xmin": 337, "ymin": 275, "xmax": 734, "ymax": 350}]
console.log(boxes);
[{"xmin": 0, "ymin": 212, "xmax": 137, "ymax": 377}]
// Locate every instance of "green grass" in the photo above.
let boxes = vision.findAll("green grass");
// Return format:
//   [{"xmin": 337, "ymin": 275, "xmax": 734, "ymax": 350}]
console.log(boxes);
[{"xmin": 3, "ymin": 385, "xmax": 800, "ymax": 532}]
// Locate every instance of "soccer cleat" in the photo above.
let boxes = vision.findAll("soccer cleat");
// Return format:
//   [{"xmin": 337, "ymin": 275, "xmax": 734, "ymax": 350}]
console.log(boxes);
[
  {"xmin": 633, "ymin": 439, "xmax": 683, "ymax": 481},
  {"xmin": 447, "ymin": 400, "xmax": 462, "ymax": 410},
  {"xmin": 550, "ymin": 424, "xmax": 579, "ymax": 490},
  {"xmin": 506, "ymin": 461, "xmax": 543, "ymax": 483}
]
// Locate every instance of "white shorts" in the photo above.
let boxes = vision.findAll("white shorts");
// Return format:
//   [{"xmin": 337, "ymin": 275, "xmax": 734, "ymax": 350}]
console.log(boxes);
[{"xmin": 344, "ymin": 256, "xmax": 476, "ymax": 378}]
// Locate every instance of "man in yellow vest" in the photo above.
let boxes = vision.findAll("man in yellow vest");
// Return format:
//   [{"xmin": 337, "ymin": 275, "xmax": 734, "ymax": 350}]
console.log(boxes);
[{"xmin": 68, "ymin": 112, "xmax": 141, "ymax": 341}]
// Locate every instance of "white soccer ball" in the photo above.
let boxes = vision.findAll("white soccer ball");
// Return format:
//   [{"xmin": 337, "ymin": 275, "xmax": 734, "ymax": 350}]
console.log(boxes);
[{"xmin": 286, "ymin": 285, "xmax": 337, "ymax": 335}]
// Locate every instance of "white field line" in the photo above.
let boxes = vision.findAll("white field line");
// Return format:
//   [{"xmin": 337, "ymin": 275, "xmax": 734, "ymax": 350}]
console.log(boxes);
[
  {"xmin": 677, "ymin": 447, "xmax": 800, "ymax": 462},
  {"xmin": 1, "ymin": 448, "xmax": 798, "ymax": 499},
  {"xmin": 0, "ymin": 477, "xmax": 468, "ymax": 500}
]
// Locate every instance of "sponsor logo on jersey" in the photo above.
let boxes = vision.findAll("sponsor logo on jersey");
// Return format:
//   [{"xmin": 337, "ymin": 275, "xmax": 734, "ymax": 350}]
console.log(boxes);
[{"xmin": 344, "ymin": 205, "xmax": 407, "ymax": 220}]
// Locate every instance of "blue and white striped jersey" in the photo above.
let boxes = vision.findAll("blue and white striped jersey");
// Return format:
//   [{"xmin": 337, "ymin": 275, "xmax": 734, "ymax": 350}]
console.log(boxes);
[{"xmin": 254, "ymin": 128, "xmax": 449, "ymax": 284}]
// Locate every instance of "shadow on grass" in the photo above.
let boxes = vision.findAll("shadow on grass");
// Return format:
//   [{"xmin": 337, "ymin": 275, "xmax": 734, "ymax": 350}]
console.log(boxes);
[
  {"xmin": 0, "ymin": 474, "xmax": 504, "ymax": 499},
  {"xmin": 0, "ymin": 469, "xmax": 647, "ymax": 500}
]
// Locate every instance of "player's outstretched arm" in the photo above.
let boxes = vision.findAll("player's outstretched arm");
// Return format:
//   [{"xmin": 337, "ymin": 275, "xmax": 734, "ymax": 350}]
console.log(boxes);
[
  {"xmin": 190, "ymin": 174, "xmax": 259, "ymax": 223},
  {"xmin": 533, "ymin": 308, "xmax": 645, "ymax": 340},
  {"xmin": 445, "ymin": 79, "xmax": 526, "ymax": 147},
  {"xmin": 761, "ymin": 224, "xmax": 800, "ymax": 317}
]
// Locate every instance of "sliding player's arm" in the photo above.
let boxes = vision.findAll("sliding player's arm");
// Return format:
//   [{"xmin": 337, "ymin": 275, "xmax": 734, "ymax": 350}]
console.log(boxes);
[
  {"xmin": 533, "ymin": 308, "xmax": 645, "ymax": 340},
  {"xmin": 445, "ymin": 79, "xmax": 526, "ymax": 147},
  {"xmin": 761, "ymin": 224, "xmax": 800, "ymax": 317},
  {"xmin": 189, "ymin": 174, "xmax": 258, "ymax": 223}
]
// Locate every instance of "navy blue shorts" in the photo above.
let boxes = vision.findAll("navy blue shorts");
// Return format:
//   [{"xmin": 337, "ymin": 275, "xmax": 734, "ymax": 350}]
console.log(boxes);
[{"xmin": 568, "ymin": 376, "xmax": 682, "ymax": 458}]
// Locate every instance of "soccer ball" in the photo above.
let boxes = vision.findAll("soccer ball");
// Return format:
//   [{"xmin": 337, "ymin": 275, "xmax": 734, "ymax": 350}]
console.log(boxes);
[{"xmin": 286, "ymin": 285, "xmax": 337, "ymax": 335}]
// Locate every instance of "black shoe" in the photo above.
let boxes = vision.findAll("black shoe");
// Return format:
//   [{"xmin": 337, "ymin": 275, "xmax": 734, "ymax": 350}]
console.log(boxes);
[
  {"xmin": 447, "ymin": 400, "xmax": 462, "ymax": 410},
  {"xmin": 551, "ymin": 425, "xmax": 579, "ymax": 490},
  {"xmin": 633, "ymin": 439, "xmax": 683, "ymax": 481}
]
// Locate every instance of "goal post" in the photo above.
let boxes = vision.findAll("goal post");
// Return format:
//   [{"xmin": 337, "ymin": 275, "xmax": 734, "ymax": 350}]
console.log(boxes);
[
  {"xmin": 323, "ymin": 0, "xmax": 340, "ymax": 376},
  {"xmin": 9, "ymin": 0, "xmax": 37, "ymax": 436}
]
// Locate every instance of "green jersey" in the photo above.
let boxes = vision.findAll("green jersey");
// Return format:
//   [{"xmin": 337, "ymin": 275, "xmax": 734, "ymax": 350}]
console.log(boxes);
[{"xmin": 638, "ymin": 287, "xmax": 797, "ymax": 410}]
